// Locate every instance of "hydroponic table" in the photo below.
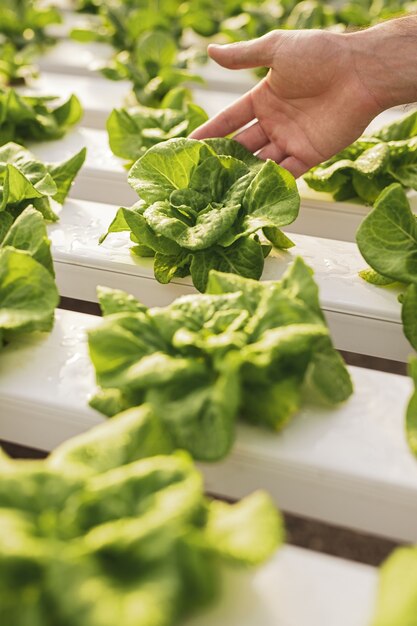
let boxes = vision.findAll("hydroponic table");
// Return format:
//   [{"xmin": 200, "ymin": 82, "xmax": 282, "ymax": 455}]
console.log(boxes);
[{"xmin": 3, "ymin": 21, "xmax": 416, "ymax": 625}]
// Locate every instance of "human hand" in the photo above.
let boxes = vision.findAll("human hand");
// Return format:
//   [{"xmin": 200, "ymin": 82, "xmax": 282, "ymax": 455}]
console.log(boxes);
[{"xmin": 190, "ymin": 29, "xmax": 385, "ymax": 178}]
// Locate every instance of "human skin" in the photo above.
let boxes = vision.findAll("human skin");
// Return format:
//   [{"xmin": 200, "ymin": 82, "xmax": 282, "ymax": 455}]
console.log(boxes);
[{"xmin": 190, "ymin": 16, "xmax": 417, "ymax": 178}]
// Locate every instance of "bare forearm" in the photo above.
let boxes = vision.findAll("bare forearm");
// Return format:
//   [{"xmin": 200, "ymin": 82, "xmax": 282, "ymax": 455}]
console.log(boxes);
[{"xmin": 348, "ymin": 15, "xmax": 417, "ymax": 110}]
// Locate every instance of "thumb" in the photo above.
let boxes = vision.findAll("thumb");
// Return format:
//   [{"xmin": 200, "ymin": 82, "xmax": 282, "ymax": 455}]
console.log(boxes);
[{"xmin": 208, "ymin": 32, "xmax": 280, "ymax": 70}]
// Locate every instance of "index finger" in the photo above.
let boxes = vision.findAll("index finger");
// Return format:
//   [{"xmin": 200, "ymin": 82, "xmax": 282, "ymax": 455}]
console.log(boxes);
[{"xmin": 190, "ymin": 90, "xmax": 255, "ymax": 140}]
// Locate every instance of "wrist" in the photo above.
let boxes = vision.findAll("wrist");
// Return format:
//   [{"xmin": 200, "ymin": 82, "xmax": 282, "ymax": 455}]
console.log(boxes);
[{"xmin": 346, "ymin": 17, "xmax": 417, "ymax": 111}]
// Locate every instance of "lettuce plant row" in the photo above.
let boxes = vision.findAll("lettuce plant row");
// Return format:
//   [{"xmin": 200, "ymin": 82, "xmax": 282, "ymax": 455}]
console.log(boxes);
[
  {"xmin": 102, "ymin": 137, "xmax": 300, "ymax": 291},
  {"xmin": 0, "ymin": 404, "xmax": 282, "ymax": 626}
]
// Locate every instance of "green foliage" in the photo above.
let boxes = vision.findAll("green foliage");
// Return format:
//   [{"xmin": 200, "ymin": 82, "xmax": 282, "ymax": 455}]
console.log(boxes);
[
  {"xmin": 72, "ymin": 0, "xmax": 417, "ymax": 96},
  {"xmin": 72, "ymin": 10, "xmax": 205, "ymax": 106},
  {"xmin": 0, "ymin": 0, "xmax": 62, "ymax": 87},
  {"xmin": 102, "ymin": 137, "xmax": 300, "ymax": 291},
  {"xmin": 0, "ymin": 0, "xmax": 61, "ymax": 50},
  {"xmin": 284, "ymin": 0, "xmax": 337, "ymax": 29},
  {"xmin": 0, "ymin": 42, "xmax": 37, "ymax": 87},
  {"xmin": 0, "ymin": 88, "xmax": 83, "ymax": 146},
  {"xmin": 305, "ymin": 111, "xmax": 417, "ymax": 204},
  {"xmin": 107, "ymin": 88, "xmax": 207, "ymax": 166},
  {"xmin": 0, "ymin": 206, "xmax": 58, "ymax": 347},
  {"xmin": 371, "ymin": 542, "xmax": 417, "ymax": 626},
  {"xmin": 72, "ymin": 0, "xmax": 182, "ymax": 50},
  {"xmin": 0, "ymin": 405, "xmax": 283, "ymax": 625},
  {"xmin": 356, "ymin": 184, "xmax": 417, "ymax": 351},
  {"xmin": 220, "ymin": 0, "xmax": 416, "ymax": 47},
  {"xmin": 104, "ymin": 30, "xmax": 205, "ymax": 107},
  {"xmin": 88, "ymin": 260, "xmax": 352, "ymax": 461},
  {"xmin": 0, "ymin": 142, "xmax": 86, "ymax": 222}
]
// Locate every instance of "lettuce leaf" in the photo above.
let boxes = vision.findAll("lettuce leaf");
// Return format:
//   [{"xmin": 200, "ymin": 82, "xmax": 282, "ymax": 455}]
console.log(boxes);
[
  {"xmin": 356, "ymin": 184, "xmax": 417, "ymax": 285},
  {"xmin": 103, "ymin": 137, "xmax": 300, "ymax": 292},
  {"xmin": 0, "ymin": 405, "xmax": 282, "ymax": 625},
  {"xmin": 371, "ymin": 543, "xmax": 417, "ymax": 626},
  {"xmin": 0, "ymin": 206, "xmax": 58, "ymax": 347},
  {"xmin": 356, "ymin": 184, "xmax": 417, "ymax": 350},
  {"xmin": 88, "ymin": 259, "xmax": 352, "ymax": 461},
  {"xmin": 0, "ymin": 142, "xmax": 86, "ymax": 222},
  {"xmin": 107, "ymin": 91, "xmax": 207, "ymax": 166},
  {"xmin": 0, "ymin": 42, "xmax": 37, "ymax": 87}
]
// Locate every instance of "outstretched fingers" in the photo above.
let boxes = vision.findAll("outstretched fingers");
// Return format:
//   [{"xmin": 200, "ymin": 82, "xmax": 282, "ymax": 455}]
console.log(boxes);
[{"xmin": 190, "ymin": 90, "xmax": 256, "ymax": 140}]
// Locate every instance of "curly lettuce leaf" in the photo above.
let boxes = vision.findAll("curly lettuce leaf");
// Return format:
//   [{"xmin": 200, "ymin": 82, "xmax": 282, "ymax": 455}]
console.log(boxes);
[
  {"xmin": 46, "ymin": 147, "xmax": 87, "ymax": 205},
  {"xmin": 373, "ymin": 110, "xmax": 417, "ymax": 142},
  {"xmin": 107, "ymin": 99, "xmax": 207, "ymax": 166},
  {"xmin": 0, "ymin": 246, "xmax": 58, "ymax": 341},
  {"xmin": 205, "ymin": 491, "xmax": 284, "ymax": 565},
  {"xmin": 304, "ymin": 142, "xmax": 389, "ymax": 195},
  {"xmin": 357, "ymin": 184, "xmax": 417, "ymax": 350},
  {"xmin": 0, "ymin": 89, "xmax": 83, "ymax": 145},
  {"xmin": 189, "ymin": 236, "xmax": 265, "ymax": 292},
  {"xmin": 0, "ymin": 142, "xmax": 86, "ymax": 221},
  {"xmin": 304, "ymin": 111, "xmax": 417, "ymax": 202},
  {"xmin": 356, "ymin": 184, "xmax": 417, "ymax": 285},
  {"xmin": 1, "ymin": 205, "xmax": 54, "ymax": 274},
  {"xmin": 0, "ymin": 204, "xmax": 58, "ymax": 347}
]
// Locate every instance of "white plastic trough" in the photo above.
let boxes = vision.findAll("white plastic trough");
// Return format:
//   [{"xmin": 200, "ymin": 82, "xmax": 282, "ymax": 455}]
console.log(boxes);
[
  {"xmin": 45, "ymin": 11, "xmax": 101, "ymax": 40},
  {"xmin": 187, "ymin": 546, "xmax": 377, "ymax": 626},
  {"xmin": 50, "ymin": 197, "xmax": 411, "ymax": 362},
  {"xmin": 0, "ymin": 308, "xmax": 415, "ymax": 541}
]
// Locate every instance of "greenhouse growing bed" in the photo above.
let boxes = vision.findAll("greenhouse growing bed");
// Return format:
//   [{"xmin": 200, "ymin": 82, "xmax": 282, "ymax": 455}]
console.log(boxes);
[{"xmin": 1, "ymin": 1, "xmax": 417, "ymax": 625}]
